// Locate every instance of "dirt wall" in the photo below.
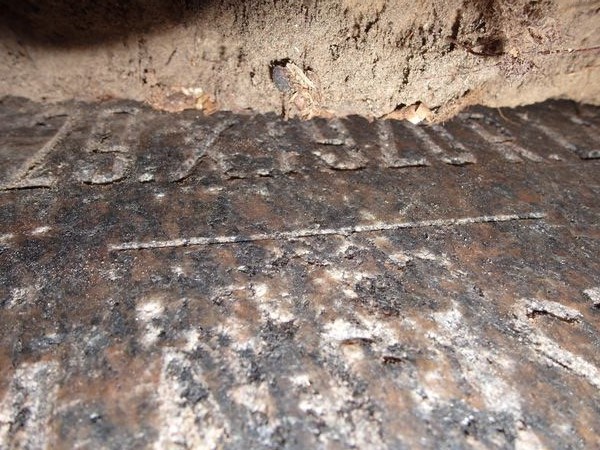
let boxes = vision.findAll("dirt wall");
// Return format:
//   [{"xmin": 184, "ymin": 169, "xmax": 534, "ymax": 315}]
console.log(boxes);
[{"xmin": 0, "ymin": 0, "xmax": 598, "ymax": 120}]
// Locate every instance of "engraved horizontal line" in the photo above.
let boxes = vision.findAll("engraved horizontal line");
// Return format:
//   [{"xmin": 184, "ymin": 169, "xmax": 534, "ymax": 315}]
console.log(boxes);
[{"xmin": 109, "ymin": 211, "xmax": 546, "ymax": 251}]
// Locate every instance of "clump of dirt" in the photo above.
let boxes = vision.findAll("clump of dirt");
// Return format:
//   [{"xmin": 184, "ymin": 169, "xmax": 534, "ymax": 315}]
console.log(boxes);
[
  {"xmin": 0, "ymin": 0, "xmax": 598, "ymax": 121},
  {"xmin": 269, "ymin": 60, "xmax": 324, "ymax": 119}
]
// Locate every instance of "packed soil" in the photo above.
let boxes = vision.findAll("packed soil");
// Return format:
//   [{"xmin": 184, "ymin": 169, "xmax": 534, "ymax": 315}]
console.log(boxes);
[{"xmin": 0, "ymin": 0, "xmax": 598, "ymax": 120}]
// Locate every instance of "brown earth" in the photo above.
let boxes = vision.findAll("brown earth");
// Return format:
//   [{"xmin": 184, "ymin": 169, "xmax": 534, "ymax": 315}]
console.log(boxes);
[{"xmin": 0, "ymin": 0, "xmax": 599, "ymax": 121}]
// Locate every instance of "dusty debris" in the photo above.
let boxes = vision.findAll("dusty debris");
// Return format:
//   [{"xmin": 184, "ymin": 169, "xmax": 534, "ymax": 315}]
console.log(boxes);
[
  {"xmin": 271, "ymin": 61, "xmax": 323, "ymax": 119},
  {"xmin": 1, "ymin": 1, "xmax": 600, "ymax": 118},
  {"xmin": 147, "ymin": 86, "xmax": 218, "ymax": 114},
  {"xmin": 583, "ymin": 288, "xmax": 600, "ymax": 308},
  {"xmin": 383, "ymin": 102, "xmax": 434, "ymax": 124}
]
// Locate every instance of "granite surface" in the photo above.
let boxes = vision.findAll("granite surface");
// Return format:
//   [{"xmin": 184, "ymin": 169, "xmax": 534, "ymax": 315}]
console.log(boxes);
[{"xmin": 0, "ymin": 97, "xmax": 599, "ymax": 449}]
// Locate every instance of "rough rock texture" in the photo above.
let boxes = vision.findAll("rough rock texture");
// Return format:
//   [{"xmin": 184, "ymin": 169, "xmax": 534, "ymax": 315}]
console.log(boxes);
[
  {"xmin": 0, "ymin": 0, "xmax": 599, "ymax": 119},
  {"xmin": 0, "ymin": 96, "xmax": 599, "ymax": 448}
]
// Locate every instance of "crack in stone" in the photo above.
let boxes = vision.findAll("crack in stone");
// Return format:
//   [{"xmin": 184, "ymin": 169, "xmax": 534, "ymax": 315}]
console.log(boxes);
[{"xmin": 109, "ymin": 211, "xmax": 546, "ymax": 251}]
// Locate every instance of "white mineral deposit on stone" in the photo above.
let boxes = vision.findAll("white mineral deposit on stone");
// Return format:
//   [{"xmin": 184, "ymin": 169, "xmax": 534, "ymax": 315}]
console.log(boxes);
[
  {"xmin": 514, "ymin": 428, "xmax": 547, "ymax": 450},
  {"xmin": 30, "ymin": 226, "xmax": 51, "ymax": 235},
  {"xmin": 138, "ymin": 172, "xmax": 154, "ymax": 182},
  {"xmin": 0, "ymin": 233, "xmax": 14, "ymax": 245},
  {"xmin": 0, "ymin": 362, "xmax": 60, "ymax": 449},
  {"xmin": 252, "ymin": 282, "xmax": 295, "ymax": 324},
  {"xmin": 359, "ymin": 210, "xmax": 377, "ymax": 221},
  {"xmin": 413, "ymin": 248, "xmax": 452, "ymax": 268},
  {"xmin": 216, "ymin": 317, "xmax": 259, "ymax": 352},
  {"xmin": 170, "ymin": 265, "xmax": 185, "ymax": 277},
  {"xmin": 322, "ymin": 318, "xmax": 373, "ymax": 342},
  {"xmin": 8, "ymin": 286, "xmax": 38, "ymax": 309},
  {"xmin": 513, "ymin": 298, "xmax": 600, "ymax": 389},
  {"xmin": 387, "ymin": 251, "xmax": 413, "ymax": 268},
  {"xmin": 289, "ymin": 373, "xmax": 311, "ymax": 387},
  {"xmin": 522, "ymin": 298, "xmax": 582, "ymax": 322},
  {"xmin": 230, "ymin": 383, "xmax": 271, "ymax": 414},
  {"xmin": 136, "ymin": 297, "xmax": 166, "ymax": 348},
  {"xmin": 155, "ymin": 350, "xmax": 228, "ymax": 450},
  {"xmin": 182, "ymin": 329, "xmax": 201, "ymax": 352},
  {"xmin": 342, "ymin": 288, "xmax": 359, "ymax": 299},
  {"xmin": 432, "ymin": 305, "xmax": 523, "ymax": 416},
  {"xmin": 357, "ymin": 313, "xmax": 402, "ymax": 346},
  {"xmin": 297, "ymin": 380, "xmax": 384, "ymax": 448},
  {"xmin": 583, "ymin": 287, "xmax": 600, "ymax": 306},
  {"xmin": 321, "ymin": 267, "xmax": 345, "ymax": 283},
  {"xmin": 322, "ymin": 315, "xmax": 400, "ymax": 355}
]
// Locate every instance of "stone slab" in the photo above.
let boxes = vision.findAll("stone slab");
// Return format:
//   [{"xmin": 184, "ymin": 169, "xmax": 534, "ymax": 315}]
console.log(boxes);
[{"xmin": 0, "ymin": 97, "xmax": 599, "ymax": 449}]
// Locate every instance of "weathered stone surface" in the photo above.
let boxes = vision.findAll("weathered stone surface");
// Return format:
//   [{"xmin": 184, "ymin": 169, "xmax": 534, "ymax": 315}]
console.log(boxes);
[{"xmin": 0, "ymin": 96, "xmax": 599, "ymax": 449}]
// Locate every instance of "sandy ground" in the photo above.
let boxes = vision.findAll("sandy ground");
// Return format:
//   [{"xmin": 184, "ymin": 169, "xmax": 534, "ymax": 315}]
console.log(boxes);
[{"xmin": 0, "ymin": 0, "xmax": 598, "ymax": 120}]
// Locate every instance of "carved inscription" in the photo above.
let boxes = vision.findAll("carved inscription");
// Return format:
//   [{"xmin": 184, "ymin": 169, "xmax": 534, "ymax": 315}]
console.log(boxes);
[
  {"xmin": 305, "ymin": 119, "xmax": 368, "ymax": 170},
  {"xmin": 1, "ymin": 102, "xmax": 594, "ymax": 190},
  {"xmin": 409, "ymin": 123, "xmax": 476, "ymax": 166},
  {"xmin": 170, "ymin": 118, "xmax": 238, "ymax": 181},
  {"xmin": 377, "ymin": 120, "xmax": 429, "ymax": 168},
  {"xmin": 0, "ymin": 116, "xmax": 72, "ymax": 190},
  {"xmin": 462, "ymin": 115, "xmax": 543, "ymax": 162},
  {"xmin": 76, "ymin": 108, "xmax": 137, "ymax": 184},
  {"xmin": 521, "ymin": 112, "xmax": 600, "ymax": 160}
]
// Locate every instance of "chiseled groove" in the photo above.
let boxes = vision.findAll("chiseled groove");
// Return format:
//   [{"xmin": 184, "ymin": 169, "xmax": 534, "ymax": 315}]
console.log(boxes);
[
  {"xmin": 109, "ymin": 211, "xmax": 546, "ymax": 251},
  {"xmin": 0, "ymin": 116, "xmax": 72, "ymax": 191}
]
